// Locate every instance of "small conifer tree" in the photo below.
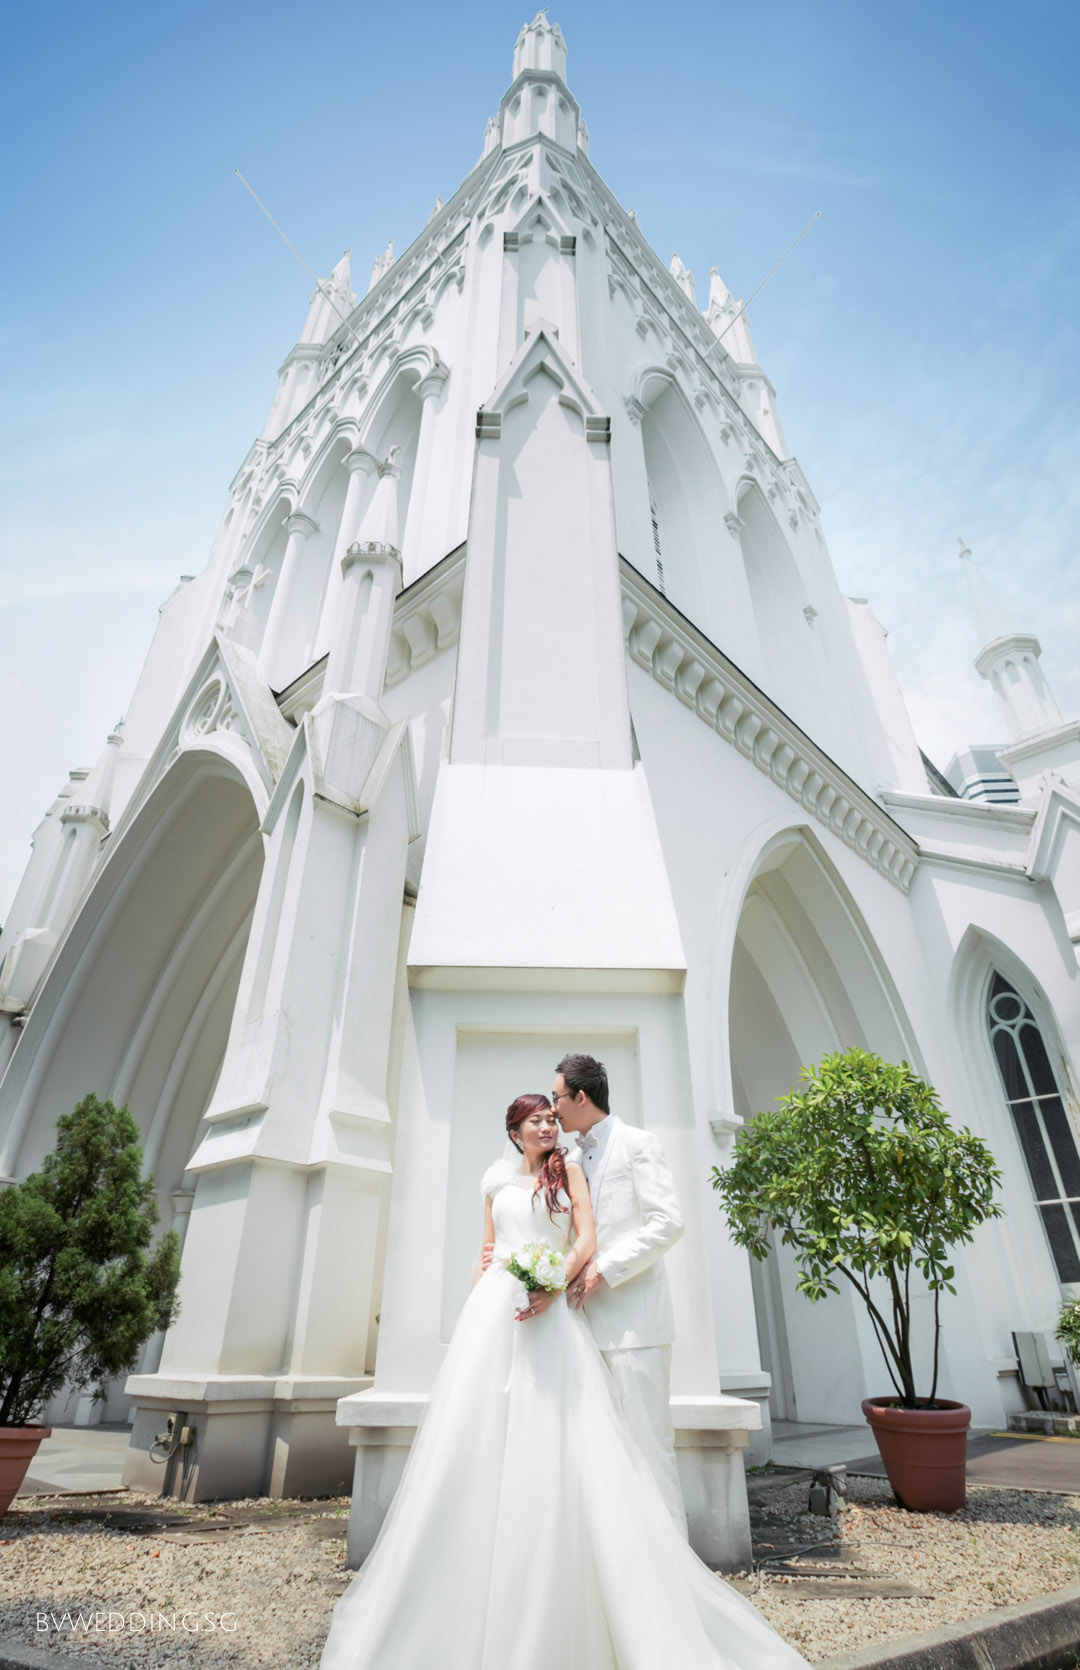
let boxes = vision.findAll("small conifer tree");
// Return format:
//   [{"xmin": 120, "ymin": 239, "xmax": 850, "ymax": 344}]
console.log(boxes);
[{"xmin": 0, "ymin": 1095, "xmax": 181, "ymax": 1427}]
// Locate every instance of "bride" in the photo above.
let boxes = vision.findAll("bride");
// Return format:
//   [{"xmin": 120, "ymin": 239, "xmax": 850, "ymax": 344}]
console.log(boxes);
[{"xmin": 319, "ymin": 1093, "xmax": 809, "ymax": 1670}]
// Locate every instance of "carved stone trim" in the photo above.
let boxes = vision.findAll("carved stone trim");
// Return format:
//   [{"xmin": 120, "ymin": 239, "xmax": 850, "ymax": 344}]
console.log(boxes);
[
  {"xmin": 415, "ymin": 361, "xmax": 450, "ymax": 402},
  {"xmin": 386, "ymin": 548, "xmax": 466, "ymax": 688},
  {"xmin": 181, "ymin": 676, "xmax": 242, "ymax": 746},
  {"xmin": 619, "ymin": 561, "xmax": 918, "ymax": 893},
  {"xmin": 285, "ymin": 511, "xmax": 319, "ymax": 540},
  {"xmin": 274, "ymin": 548, "xmax": 466, "ymax": 717},
  {"xmin": 342, "ymin": 541, "xmax": 402, "ymax": 580},
  {"xmin": 277, "ymin": 655, "xmax": 328, "ymax": 724},
  {"xmin": 59, "ymin": 804, "xmax": 109, "ymax": 834}
]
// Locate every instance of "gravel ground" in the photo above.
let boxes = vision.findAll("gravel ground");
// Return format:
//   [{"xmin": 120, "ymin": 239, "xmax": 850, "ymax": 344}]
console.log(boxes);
[
  {"xmin": 0, "ymin": 1493, "xmax": 350, "ymax": 1668},
  {"xmin": 2, "ymin": 1477, "xmax": 1080, "ymax": 1667},
  {"xmin": 741, "ymin": 1472, "xmax": 1080, "ymax": 1662}
]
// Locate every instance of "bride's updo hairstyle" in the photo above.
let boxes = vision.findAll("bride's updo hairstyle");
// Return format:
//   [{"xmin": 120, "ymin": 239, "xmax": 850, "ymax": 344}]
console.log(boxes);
[{"xmin": 506, "ymin": 1093, "xmax": 569, "ymax": 1219}]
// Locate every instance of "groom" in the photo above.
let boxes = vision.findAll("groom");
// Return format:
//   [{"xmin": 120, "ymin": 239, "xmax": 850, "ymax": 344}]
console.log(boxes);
[{"xmin": 553, "ymin": 1052, "xmax": 688, "ymax": 1535}]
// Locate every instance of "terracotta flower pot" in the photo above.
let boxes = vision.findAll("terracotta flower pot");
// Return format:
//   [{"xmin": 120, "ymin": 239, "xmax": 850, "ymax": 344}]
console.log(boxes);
[
  {"xmin": 861, "ymin": 1396, "xmax": 970, "ymax": 1512},
  {"xmin": 0, "ymin": 1425, "xmax": 52, "ymax": 1515}
]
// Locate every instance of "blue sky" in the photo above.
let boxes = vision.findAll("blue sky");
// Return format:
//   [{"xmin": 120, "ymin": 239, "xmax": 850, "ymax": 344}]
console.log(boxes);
[{"xmin": 3, "ymin": 0, "xmax": 1078, "ymax": 916}]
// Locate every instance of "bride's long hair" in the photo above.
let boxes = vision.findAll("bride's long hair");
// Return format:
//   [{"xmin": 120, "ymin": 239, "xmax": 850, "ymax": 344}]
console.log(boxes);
[{"xmin": 506, "ymin": 1093, "xmax": 569, "ymax": 1219}]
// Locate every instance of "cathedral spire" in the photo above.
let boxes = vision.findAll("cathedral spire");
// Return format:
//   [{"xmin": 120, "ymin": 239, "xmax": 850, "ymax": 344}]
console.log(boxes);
[
  {"xmin": 299, "ymin": 249, "xmax": 356, "ymax": 345},
  {"xmin": 512, "ymin": 11, "xmax": 567, "ymax": 81},
  {"xmin": 958, "ymin": 538, "xmax": 1014, "ymax": 647},
  {"xmin": 496, "ymin": 13, "xmax": 580, "ymax": 151},
  {"xmin": 961, "ymin": 540, "xmax": 1063, "ymax": 741}
]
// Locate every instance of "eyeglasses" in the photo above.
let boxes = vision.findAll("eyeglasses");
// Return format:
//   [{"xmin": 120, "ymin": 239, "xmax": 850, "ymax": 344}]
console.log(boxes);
[{"xmin": 551, "ymin": 1091, "xmax": 574, "ymax": 1105}]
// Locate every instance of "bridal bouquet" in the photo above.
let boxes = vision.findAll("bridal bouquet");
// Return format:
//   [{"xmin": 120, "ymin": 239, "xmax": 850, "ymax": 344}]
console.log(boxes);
[{"xmin": 508, "ymin": 1240, "xmax": 568, "ymax": 1295}]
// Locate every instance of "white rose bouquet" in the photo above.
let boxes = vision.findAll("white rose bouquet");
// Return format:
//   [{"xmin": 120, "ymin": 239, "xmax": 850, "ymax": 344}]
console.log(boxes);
[{"xmin": 508, "ymin": 1240, "xmax": 568, "ymax": 1296}]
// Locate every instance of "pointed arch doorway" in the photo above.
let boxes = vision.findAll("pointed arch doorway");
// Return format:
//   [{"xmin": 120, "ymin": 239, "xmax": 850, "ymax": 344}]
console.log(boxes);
[
  {"xmin": 727, "ymin": 833, "xmax": 916, "ymax": 1425},
  {"xmin": 0, "ymin": 754, "xmax": 265, "ymax": 1421}
]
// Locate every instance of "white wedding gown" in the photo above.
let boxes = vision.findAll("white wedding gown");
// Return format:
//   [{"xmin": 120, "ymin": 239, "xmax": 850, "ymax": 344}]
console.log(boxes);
[{"xmin": 319, "ymin": 1167, "xmax": 809, "ymax": 1670}]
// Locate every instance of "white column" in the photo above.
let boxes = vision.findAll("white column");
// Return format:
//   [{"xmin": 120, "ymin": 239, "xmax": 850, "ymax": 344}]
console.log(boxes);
[
  {"xmin": 260, "ymin": 510, "xmax": 319, "ymax": 684},
  {"xmin": 399, "ymin": 365, "xmax": 449, "ymax": 583},
  {"xmin": 328, "ymin": 543, "xmax": 403, "ymax": 699},
  {"xmin": 313, "ymin": 449, "xmax": 378, "ymax": 652}
]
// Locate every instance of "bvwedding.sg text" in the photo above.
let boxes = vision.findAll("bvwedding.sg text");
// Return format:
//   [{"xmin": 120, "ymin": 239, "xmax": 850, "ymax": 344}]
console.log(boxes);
[{"xmin": 37, "ymin": 1612, "xmax": 237, "ymax": 1634}]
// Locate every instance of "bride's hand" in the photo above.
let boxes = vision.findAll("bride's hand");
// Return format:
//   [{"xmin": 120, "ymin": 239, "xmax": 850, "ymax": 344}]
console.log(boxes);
[
  {"xmin": 515, "ymin": 1290, "xmax": 557, "ymax": 1323},
  {"xmin": 567, "ymin": 1262, "xmax": 606, "ymax": 1309}
]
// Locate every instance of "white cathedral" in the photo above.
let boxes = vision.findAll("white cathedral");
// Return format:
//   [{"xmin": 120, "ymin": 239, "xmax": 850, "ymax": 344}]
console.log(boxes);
[{"xmin": 3, "ymin": 16, "xmax": 1080, "ymax": 1568}]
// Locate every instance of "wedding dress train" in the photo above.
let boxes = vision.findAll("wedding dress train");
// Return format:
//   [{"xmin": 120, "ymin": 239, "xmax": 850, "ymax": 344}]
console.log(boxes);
[{"xmin": 319, "ymin": 1164, "xmax": 809, "ymax": 1670}]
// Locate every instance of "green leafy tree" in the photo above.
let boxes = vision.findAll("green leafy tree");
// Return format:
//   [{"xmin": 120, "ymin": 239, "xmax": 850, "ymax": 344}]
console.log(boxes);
[
  {"xmin": 1055, "ymin": 1300, "xmax": 1080, "ymax": 1368},
  {"xmin": 0, "ymin": 1095, "xmax": 181, "ymax": 1427},
  {"xmin": 711, "ymin": 1048, "xmax": 1004, "ymax": 1408}
]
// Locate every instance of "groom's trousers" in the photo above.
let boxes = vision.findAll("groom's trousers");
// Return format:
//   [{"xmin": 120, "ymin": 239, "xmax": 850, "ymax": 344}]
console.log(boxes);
[{"xmin": 601, "ymin": 1345, "xmax": 688, "ymax": 1538}]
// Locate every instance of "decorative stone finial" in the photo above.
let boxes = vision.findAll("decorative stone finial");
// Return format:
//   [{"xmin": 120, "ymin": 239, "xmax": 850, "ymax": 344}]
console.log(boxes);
[
  {"xmin": 498, "ymin": 12, "xmax": 578, "ymax": 150},
  {"xmin": 298, "ymin": 248, "xmax": 357, "ymax": 347},
  {"xmin": 958, "ymin": 538, "xmax": 1014, "ymax": 646},
  {"xmin": 512, "ymin": 11, "xmax": 567, "ymax": 81},
  {"xmin": 368, "ymin": 240, "xmax": 395, "ymax": 294},
  {"xmin": 669, "ymin": 253, "xmax": 696, "ymax": 305},
  {"xmin": 960, "ymin": 538, "xmax": 1065, "ymax": 744}
]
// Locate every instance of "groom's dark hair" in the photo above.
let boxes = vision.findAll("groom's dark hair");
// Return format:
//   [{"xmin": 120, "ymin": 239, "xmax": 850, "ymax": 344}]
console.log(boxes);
[{"xmin": 556, "ymin": 1053, "xmax": 609, "ymax": 1113}]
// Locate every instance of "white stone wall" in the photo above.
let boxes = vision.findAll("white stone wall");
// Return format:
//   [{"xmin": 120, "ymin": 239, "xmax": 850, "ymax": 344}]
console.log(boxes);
[{"xmin": 0, "ymin": 17, "xmax": 1078, "ymax": 1533}]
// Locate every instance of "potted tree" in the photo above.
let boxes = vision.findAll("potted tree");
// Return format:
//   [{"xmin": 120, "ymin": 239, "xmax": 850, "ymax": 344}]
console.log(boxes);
[
  {"xmin": 712, "ymin": 1048, "xmax": 1003, "ymax": 1511},
  {"xmin": 0, "ymin": 1094, "xmax": 181, "ymax": 1512}
]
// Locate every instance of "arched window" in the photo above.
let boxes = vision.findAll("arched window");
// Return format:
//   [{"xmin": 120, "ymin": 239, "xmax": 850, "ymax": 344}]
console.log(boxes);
[{"xmin": 987, "ymin": 971, "xmax": 1080, "ymax": 1283}]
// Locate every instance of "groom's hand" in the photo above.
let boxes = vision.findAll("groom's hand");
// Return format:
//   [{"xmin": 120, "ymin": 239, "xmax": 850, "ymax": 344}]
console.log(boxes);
[
  {"xmin": 516, "ymin": 1290, "xmax": 557, "ymax": 1323},
  {"xmin": 567, "ymin": 1262, "xmax": 606, "ymax": 1309},
  {"xmin": 480, "ymin": 1242, "xmax": 495, "ymax": 1271}
]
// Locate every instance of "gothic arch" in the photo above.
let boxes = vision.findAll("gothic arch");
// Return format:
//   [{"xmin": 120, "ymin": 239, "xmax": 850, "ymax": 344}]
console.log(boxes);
[
  {"xmin": 735, "ymin": 479, "xmax": 821, "ymax": 728},
  {"xmin": 716, "ymin": 823, "xmax": 918, "ymax": 1108},
  {"xmin": 296, "ymin": 419, "xmax": 361, "ymax": 505},
  {"xmin": 718, "ymin": 824, "xmax": 919, "ymax": 1423},
  {"xmin": 241, "ymin": 481, "xmax": 299, "ymax": 558},
  {"xmin": 230, "ymin": 487, "xmax": 300, "ymax": 653},
  {"xmin": 634, "ymin": 368, "xmax": 726, "ymax": 627},
  {"xmin": 359, "ymin": 354, "xmax": 433, "ymax": 569},
  {"xmin": 431, "ymin": 264, "xmax": 465, "ymax": 305},
  {"xmin": 0, "ymin": 754, "xmax": 265, "ymax": 1272},
  {"xmin": 259, "ymin": 425, "xmax": 364, "ymax": 674},
  {"xmin": 949, "ymin": 926, "xmax": 1080, "ymax": 1299}
]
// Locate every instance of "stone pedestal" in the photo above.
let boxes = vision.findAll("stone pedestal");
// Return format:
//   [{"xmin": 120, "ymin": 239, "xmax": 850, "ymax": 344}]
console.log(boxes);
[
  {"xmin": 122, "ymin": 1373, "xmax": 372, "ymax": 1501},
  {"xmin": 671, "ymin": 1396, "xmax": 758, "ymax": 1570},
  {"xmin": 336, "ymin": 1387, "xmax": 757, "ymax": 1571}
]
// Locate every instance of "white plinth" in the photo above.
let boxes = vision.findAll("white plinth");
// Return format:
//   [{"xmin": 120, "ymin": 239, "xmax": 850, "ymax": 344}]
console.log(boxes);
[
  {"xmin": 336, "ymin": 1387, "xmax": 758, "ymax": 1571},
  {"xmin": 123, "ymin": 1373, "xmax": 373, "ymax": 1501}
]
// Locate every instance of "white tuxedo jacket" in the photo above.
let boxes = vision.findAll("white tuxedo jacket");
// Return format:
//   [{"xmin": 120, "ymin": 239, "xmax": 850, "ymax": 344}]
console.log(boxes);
[{"xmin": 569, "ymin": 1116, "xmax": 683, "ymax": 1351}]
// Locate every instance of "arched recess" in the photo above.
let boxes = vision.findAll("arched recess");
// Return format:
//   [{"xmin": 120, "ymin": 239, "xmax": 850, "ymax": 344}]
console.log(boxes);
[
  {"xmin": 0, "ymin": 754, "xmax": 265, "ymax": 1418},
  {"xmin": 725, "ymin": 828, "xmax": 917, "ymax": 1424},
  {"xmin": 637, "ymin": 371, "xmax": 727, "ymax": 634},
  {"xmin": 287, "ymin": 433, "xmax": 358, "ymax": 671},
  {"xmin": 226, "ymin": 491, "xmax": 293, "ymax": 652},
  {"xmin": 950, "ymin": 927, "xmax": 1080, "ymax": 1306},
  {"xmin": 360, "ymin": 358, "xmax": 428, "ymax": 572},
  {"xmin": 736, "ymin": 480, "xmax": 827, "ymax": 735}
]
